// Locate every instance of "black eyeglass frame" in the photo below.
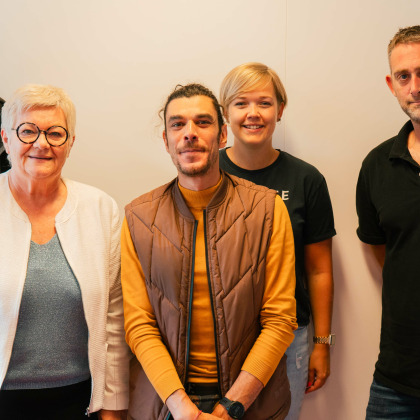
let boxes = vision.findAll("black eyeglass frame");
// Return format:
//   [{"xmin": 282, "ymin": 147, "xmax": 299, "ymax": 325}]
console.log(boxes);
[{"xmin": 12, "ymin": 122, "xmax": 69, "ymax": 147}]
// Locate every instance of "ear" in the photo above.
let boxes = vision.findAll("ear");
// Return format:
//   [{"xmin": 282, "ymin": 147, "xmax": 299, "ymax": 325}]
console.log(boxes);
[
  {"xmin": 66, "ymin": 136, "xmax": 76, "ymax": 157},
  {"xmin": 1, "ymin": 129, "xmax": 10, "ymax": 154},
  {"xmin": 162, "ymin": 130, "xmax": 169, "ymax": 152},
  {"xmin": 386, "ymin": 74, "xmax": 396, "ymax": 96},
  {"xmin": 218, "ymin": 124, "xmax": 228, "ymax": 150},
  {"xmin": 277, "ymin": 102, "xmax": 285, "ymax": 121}
]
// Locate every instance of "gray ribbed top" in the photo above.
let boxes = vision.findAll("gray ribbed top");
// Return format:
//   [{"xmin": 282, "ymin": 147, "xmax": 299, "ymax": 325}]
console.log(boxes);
[{"xmin": 2, "ymin": 235, "xmax": 90, "ymax": 389}]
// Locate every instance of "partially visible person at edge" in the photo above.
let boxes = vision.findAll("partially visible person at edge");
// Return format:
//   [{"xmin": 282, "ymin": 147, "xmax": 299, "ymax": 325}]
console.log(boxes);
[
  {"xmin": 356, "ymin": 25, "xmax": 420, "ymax": 419},
  {"xmin": 0, "ymin": 84, "xmax": 131, "ymax": 419},
  {"xmin": 0, "ymin": 97, "xmax": 11, "ymax": 173},
  {"xmin": 121, "ymin": 83, "xmax": 297, "ymax": 419},
  {"xmin": 219, "ymin": 63, "xmax": 336, "ymax": 420}
]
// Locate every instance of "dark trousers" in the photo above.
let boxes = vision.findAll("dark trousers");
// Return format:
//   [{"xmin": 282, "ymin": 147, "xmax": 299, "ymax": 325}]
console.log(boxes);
[{"xmin": 0, "ymin": 379, "xmax": 98, "ymax": 420}]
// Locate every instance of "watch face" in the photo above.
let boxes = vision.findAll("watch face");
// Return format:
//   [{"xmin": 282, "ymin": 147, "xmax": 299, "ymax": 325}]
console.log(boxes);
[{"xmin": 229, "ymin": 401, "xmax": 245, "ymax": 419}]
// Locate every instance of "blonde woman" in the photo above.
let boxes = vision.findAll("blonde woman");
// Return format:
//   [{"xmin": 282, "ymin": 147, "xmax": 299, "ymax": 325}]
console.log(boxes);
[{"xmin": 219, "ymin": 63, "xmax": 335, "ymax": 420}]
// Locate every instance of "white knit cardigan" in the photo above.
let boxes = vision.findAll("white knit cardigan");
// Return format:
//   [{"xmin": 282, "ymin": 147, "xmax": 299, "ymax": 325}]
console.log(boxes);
[{"xmin": 0, "ymin": 172, "xmax": 131, "ymax": 413}]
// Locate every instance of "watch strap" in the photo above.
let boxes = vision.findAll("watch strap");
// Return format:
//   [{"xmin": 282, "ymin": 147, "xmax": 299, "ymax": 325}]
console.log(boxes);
[
  {"xmin": 313, "ymin": 333, "xmax": 335, "ymax": 345},
  {"xmin": 219, "ymin": 397, "xmax": 245, "ymax": 419}
]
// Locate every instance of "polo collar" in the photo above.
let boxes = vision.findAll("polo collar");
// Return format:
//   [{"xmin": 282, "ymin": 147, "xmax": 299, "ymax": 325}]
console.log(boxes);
[{"xmin": 389, "ymin": 120, "xmax": 414, "ymax": 162}]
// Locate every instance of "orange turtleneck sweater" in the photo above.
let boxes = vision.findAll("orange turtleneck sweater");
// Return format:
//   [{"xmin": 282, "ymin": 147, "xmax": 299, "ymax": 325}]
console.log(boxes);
[{"xmin": 121, "ymin": 178, "xmax": 297, "ymax": 403}]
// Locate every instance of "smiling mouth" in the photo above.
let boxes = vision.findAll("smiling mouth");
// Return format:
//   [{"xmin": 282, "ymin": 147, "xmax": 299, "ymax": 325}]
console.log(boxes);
[
  {"xmin": 29, "ymin": 156, "xmax": 52, "ymax": 160},
  {"xmin": 243, "ymin": 125, "xmax": 264, "ymax": 129}
]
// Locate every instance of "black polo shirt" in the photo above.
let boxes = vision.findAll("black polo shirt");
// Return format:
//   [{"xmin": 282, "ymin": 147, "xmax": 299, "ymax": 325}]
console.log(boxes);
[
  {"xmin": 220, "ymin": 148, "xmax": 336, "ymax": 326},
  {"xmin": 356, "ymin": 120, "xmax": 420, "ymax": 397}
]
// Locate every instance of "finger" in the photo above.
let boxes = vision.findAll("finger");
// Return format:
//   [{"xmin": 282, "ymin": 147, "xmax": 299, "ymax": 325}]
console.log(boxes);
[
  {"xmin": 307, "ymin": 375, "xmax": 327, "ymax": 393},
  {"xmin": 306, "ymin": 368, "xmax": 315, "ymax": 390}
]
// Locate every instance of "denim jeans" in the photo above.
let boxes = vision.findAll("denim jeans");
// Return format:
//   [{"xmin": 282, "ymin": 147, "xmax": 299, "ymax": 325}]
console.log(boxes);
[
  {"xmin": 366, "ymin": 378, "xmax": 420, "ymax": 419},
  {"xmin": 285, "ymin": 325, "xmax": 309, "ymax": 420}
]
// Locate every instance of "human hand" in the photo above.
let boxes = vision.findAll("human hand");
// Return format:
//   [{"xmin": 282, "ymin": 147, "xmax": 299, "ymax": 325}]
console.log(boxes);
[
  {"xmin": 211, "ymin": 403, "xmax": 231, "ymax": 420},
  {"xmin": 305, "ymin": 344, "xmax": 330, "ymax": 393},
  {"xmin": 97, "ymin": 409, "xmax": 127, "ymax": 420},
  {"xmin": 200, "ymin": 412, "xmax": 224, "ymax": 420},
  {"xmin": 170, "ymin": 409, "xmax": 222, "ymax": 420},
  {"xmin": 166, "ymin": 389, "xmax": 212, "ymax": 420}
]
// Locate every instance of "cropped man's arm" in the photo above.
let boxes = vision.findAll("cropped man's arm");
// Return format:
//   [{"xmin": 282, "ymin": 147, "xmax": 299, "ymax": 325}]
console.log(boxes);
[
  {"xmin": 211, "ymin": 371, "xmax": 264, "ymax": 419},
  {"xmin": 305, "ymin": 238, "xmax": 334, "ymax": 393},
  {"xmin": 213, "ymin": 196, "xmax": 297, "ymax": 418},
  {"xmin": 370, "ymin": 244, "xmax": 385, "ymax": 268},
  {"xmin": 98, "ymin": 410, "xmax": 127, "ymax": 420},
  {"xmin": 120, "ymin": 218, "xmax": 183, "ymax": 402}
]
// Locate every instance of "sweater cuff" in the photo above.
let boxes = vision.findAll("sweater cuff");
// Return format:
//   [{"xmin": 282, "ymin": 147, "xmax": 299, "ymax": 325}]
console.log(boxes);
[
  {"xmin": 241, "ymin": 355, "xmax": 280, "ymax": 387},
  {"xmin": 159, "ymin": 378, "xmax": 184, "ymax": 403}
]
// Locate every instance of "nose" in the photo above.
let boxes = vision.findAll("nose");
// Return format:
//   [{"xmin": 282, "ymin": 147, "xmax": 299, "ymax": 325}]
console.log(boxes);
[
  {"xmin": 247, "ymin": 103, "xmax": 260, "ymax": 118},
  {"xmin": 411, "ymin": 75, "xmax": 420, "ymax": 96},
  {"xmin": 33, "ymin": 131, "xmax": 50, "ymax": 149},
  {"xmin": 184, "ymin": 120, "xmax": 198, "ymax": 141}
]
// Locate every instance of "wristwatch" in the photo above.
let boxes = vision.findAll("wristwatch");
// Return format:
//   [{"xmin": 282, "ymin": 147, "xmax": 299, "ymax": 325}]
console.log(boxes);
[
  {"xmin": 313, "ymin": 333, "xmax": 335, "ymax": 346},
  {"xmin": 219, "ymin": 397, "xmax": 245, "ymax": 419}
]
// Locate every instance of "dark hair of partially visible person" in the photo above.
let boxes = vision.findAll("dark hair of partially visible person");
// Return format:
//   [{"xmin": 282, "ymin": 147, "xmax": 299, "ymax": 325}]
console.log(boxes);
[
  {"xmin": 0, "ymin": 96, "xmax": 11, "ymax": 173},
  {"xmin": 159, "ymin": 83, "xmax": 224, "ymax": 137}
]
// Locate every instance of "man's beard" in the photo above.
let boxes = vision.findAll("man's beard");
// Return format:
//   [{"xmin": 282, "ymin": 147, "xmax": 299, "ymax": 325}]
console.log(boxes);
[
  {"xmin": 401, "ymin": 101, "xmax": 420, "ymax": 125},
  {"xmin": 176, "ymin": 148, "xmax": 218, "ymax": 177}
]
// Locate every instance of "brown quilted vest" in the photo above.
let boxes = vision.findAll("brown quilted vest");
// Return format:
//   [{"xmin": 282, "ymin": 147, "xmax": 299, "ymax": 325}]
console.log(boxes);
[{"xmin": 125, "ymin": 172, "xmax": 291, "ymax": 420}]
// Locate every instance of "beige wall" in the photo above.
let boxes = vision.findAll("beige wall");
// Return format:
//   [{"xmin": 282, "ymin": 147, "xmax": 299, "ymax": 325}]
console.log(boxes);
[{"xmin": 1, "ymin": 1, "xmax": 419, "ymax": 418}]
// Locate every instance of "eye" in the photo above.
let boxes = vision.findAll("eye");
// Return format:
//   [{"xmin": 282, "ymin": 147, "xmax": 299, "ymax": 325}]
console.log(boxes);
[
  {"xmin": 260, "ymin": 101, "xmax": 273, "ymax": 107},
  {"xmin": 46, "ymin": 126, "xmax": 67, "ymax": 141},
  {"xmin": 48, "ymin": 131, "xmax": 63, "ymax": 138},
  {"xmin": 398, "ymin": 73, "xmax": 409, "ymax": 81},
  {"xmin": 17, "ymin": 123, "xmax": 38, "ymax": 138},
  {"xmin": 196, "ymin": 120, "xmax": 212, "ymax": 126},
  {"xmin": 22, "ymin": 128, "xmax": 37, "ymax": 135},
  {"xmin": 233, "ymin": 101, "xmax": 246, "ymax": 107},
  {"xmin": 171, "ymin": 122, "xmax": 184, "ymax": 128}
]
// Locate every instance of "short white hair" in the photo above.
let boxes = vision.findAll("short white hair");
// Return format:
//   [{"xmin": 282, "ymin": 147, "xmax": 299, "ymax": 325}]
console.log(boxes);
[{"xmin": 1, "ymin": 84, "xmax": 76, "ymax": 139}]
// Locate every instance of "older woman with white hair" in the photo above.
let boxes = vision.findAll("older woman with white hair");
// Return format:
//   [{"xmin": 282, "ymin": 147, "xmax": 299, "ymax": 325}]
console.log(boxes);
[{"xmin": 0, "ymin": 85, "xmax": 130, "ymax": 419}]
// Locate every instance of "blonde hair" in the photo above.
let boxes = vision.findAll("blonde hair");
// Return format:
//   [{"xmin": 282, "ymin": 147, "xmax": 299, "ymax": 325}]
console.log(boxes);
[
  {"xmin": 388, "ymin": 25, "xmax": 420, "ymax": 58},
  {"xmin": 220, "ymin": 62, "xmax": 287, "ymax": 112},
  {"xmin": 1, "ymin": 84, "xmax": 76, "ymax": 139}
]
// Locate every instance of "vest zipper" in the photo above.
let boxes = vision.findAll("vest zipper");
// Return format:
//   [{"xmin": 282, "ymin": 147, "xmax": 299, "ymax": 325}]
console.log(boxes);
[
  {"xmin": 165, "ymin": 221, "xmax": 197, "ymax": 420},
  {"xmin": 85, "ymin": 377, "xmax": 93, "ymax": 416},
  {"xmin": 184, "ymin": 220, "xmax": 198, "ymax": 380},
  {"xmin": 203, "ymin": 209, "xmax": 222, "ymax": 395}
]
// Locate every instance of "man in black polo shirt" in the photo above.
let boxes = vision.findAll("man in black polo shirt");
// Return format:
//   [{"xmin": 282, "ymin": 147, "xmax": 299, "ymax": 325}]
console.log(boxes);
[{"xmin": 356, "ymin": 25, "xmax": 420, "ymax": 419}]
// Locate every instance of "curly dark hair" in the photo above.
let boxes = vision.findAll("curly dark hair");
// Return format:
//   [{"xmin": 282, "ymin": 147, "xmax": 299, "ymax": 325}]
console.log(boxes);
[{"xmin": 160, "ymin": 83, "xmax": 224, "ymax": 136}]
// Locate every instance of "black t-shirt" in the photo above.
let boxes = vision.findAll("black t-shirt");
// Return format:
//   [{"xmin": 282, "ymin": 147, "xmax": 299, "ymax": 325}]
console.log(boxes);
[
  {"xmin": 220, "ymin": 148, "xmax": 336, "ymax": 326},
  {"xmin": 356, "ymin": 120, "xmax": 420, "ymax": 397}
]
